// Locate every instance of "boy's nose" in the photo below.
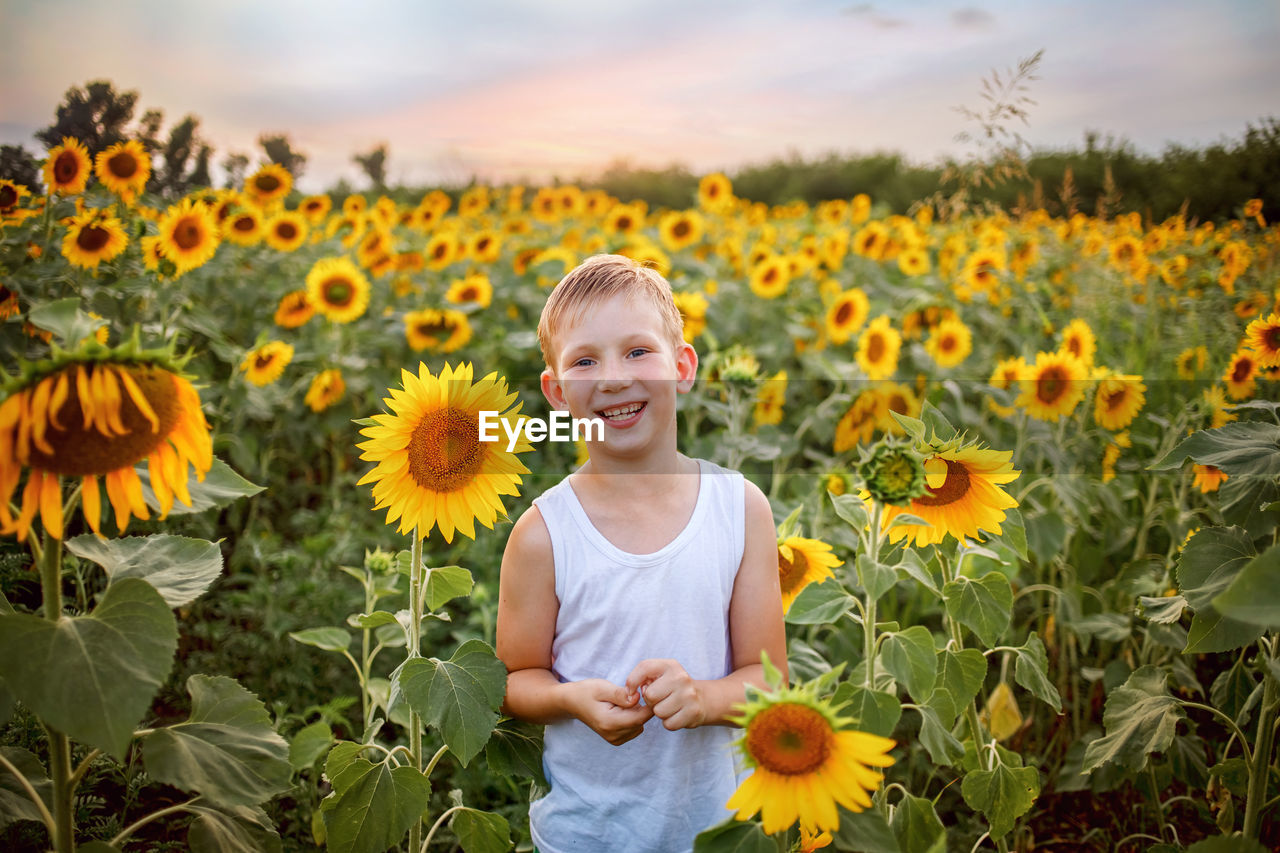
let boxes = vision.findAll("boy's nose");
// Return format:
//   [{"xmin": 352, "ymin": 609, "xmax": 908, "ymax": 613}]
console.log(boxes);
[{"xmin": 596, "ymin": 371, "xmax": 634, "ymax": 393}]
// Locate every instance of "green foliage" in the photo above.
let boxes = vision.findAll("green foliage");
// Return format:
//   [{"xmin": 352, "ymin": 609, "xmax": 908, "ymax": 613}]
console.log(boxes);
[{"xmin": 395, "ymin": 639, "xmax": 507, "ymax": 767}]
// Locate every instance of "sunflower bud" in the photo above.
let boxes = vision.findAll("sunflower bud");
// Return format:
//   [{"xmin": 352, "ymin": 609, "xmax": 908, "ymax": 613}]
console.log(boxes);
[
  {"xmin": 858, "ymin": 441, "xmax": 927, "ymax": 506},
  {"xmin": 364, "ymin": 547, "xmax": 395, "ymax": 575}
]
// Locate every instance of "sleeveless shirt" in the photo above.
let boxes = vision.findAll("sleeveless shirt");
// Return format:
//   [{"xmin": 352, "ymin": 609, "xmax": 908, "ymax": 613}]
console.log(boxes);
[{"xmin": 529, "ymin": 458, "xmax": 745, "ymax": 853}]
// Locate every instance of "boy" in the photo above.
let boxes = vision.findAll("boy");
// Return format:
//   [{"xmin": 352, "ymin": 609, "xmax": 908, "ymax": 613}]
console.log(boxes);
[{"xmin": 496, "ymin": 254, "xmax": 787, "ymax": 852}]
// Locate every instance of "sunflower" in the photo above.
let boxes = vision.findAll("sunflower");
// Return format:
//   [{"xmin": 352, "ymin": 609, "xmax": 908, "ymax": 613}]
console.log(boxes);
[
  {"xmin": 673, "ymin": 291, "xmax": 709, "ymax": 342},
  {"xmin": 749, "ymin": 255, "xmax": 790, "ymax": 300},
  {"xmin": 614, "ymin": 241, "xmax": 669, "ymax": 278},
  {"xmin": 265, "ymin": 211, "xmax": 308, "ymax": 252},
  {"xmin": 0, "ymin": 180, "xmax": 31, "ymax": 217},
  {"xmin": 1202, "ymin": 385, "xmax": 1237, "ymax": 429},
  {"xmin": 1093, "ymin": 373, "xmax": 1146, "ymax": 431},
  {"xmin": 826, "ymin": 289, "xmax": 869, "ymax": 345},
  {"xmin": 1244, "ymin": 312, "xmax": 1280, "ymax": 368},
  {"xmin": 960, "ymin": 249, "xmax": 1005, "ymax": 297},
  {"xmin": 658, "ymin": 210, "xmax": 704, "ymax": 253},
  {"xmin": 466, "ymin": 230, "xmax": 502, "ymax": 264},
  {"xmin": 834, "ymin": 393, "xmax": 879, "ymax": 453},
  {"xmin": 93, "ymin": 140, "xmax": 150, "ymax": 202},
  {"xmin": 777, "ymin": 535, "xmax": 842, "ymax": 613},
  {"xmin": 727, "ymin": 683, "xmax": 895, "ymax": 835},
  {"xmin": 753, "ymin": 371, "xmax": 787, "ymax": 427},
  {"xmin": 851, "ymin": 222, "xmax": 890, "ymax": 260},
  {"xmin": 856, "ymin": 316, "xmax": 901, "ymax": 381},
  {"xmin": 0, "ymin": 285, "xmax": 18, "ymax": 320},
  {"xmin": 697, "ymin": 172, "xmax": 734, "ymax": 212},
  {"xmin": 1016, "ymin": 350, "xmax": 1088, "ymax": 422},
  {"xmin": 156, "ymin": 198, "xmax": 220, "ymax": 275},
  {"xmin": 1, "ymin": 355, "xmax": 213, "ymax": 540},
  {"xmin": 445, "ymin": 274, "xmax": 493, "ymax": 308},
  {"xmin": 326, "ymin": 213, "xmax": 367, "ymax": 249},
  {"xmin": 881, "ymin": 440, "xmax": 1020, "ymax": 548},
  {"xmin": 305, "ymin": 369, "xmax": 345, "ymax": 412},
  {"xmin": 1175, "ymin": 345, "xmax": 1208, "ymax": 380},
  {"xmin": 1223, "ymin": 350, "xmax": 1257, "ymax": 400},
  {"xmin": 604, "ymin": 203, "xmax": 644, "ymax": 236},
  {"xmin": 274, "ymin": 290, "xmax": 313, "ymax": 328},
  {"xmin": 240, "ymin": 341, "xmax": 293, "ymax": 386},
  {"xmin": 61, "ymin": 209, "xmax": 128, "ymax": 269},
  {"xmin": 244, "ymin": 163, "xmax": 293, "ymax": 207},
  {"xmin": 299, "ymin": 194, "xmax": 332, "ymax": 223},
  {"xmin": 223, "ymin": 207, "xmax": 264, "ymax": 245},
  {"xmin": 987, "ymin": 356, "xmax": 1027, "ymax": 417},
  {"xmin": 425, "ymin": 231, "xmax": 461, "ymax": 270},
  {"xmin": 872, "ymin": 382, "xmax": 920, "ymax": 436},
  {"xmin": 306, "ymin": 257, "xmax": 371, "ymax": 324},
  {"xmin": 897, "ymin": 247, "xmax": 930, "ymax": 276},
  {"xmin": 357, "ymin": 362, "xmax": 532, "ymax": 542},
  {"xmin": 1060, "ymin": 318, "xmax": 1096, "ymax": 367},
  {"xmin": 925, "ymin": 318, "xmax": 972, "ymax": 368},
  {"xmin": 1192, "ymin": 464, "xmax": 1227, "ymax": 494},
  {"xmin": 43, "ymin": 137, "xmax": 92, "ymax": 195},
  {"xmin": 404, "ymin": 308, "xmax": 472, "ymax": 353}
]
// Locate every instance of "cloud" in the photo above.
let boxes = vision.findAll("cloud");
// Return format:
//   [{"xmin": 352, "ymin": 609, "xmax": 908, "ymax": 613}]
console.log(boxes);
[
  {"xmin": 952, "ymin": 7, "xmax": 996, "ymax": 29},
  {"xmin": 843, "ymin": 3, "xmax": 909, "ymax": 29}
]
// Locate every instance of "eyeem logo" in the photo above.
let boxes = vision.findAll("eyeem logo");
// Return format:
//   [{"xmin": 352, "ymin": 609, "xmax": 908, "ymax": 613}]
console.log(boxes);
[{"xmin": 478, "ymin": 411, "xmax": 604, "ymax": 452}]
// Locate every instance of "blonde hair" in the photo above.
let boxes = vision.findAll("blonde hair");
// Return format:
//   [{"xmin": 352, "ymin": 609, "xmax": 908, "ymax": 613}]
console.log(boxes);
[{"xmin": 537, "ymin": 254, "xmax": 684, "ymax": 368}]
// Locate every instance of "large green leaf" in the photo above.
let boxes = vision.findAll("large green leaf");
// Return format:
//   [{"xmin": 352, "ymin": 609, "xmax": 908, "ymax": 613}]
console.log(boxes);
[
  {"xmin": 942, "ymin": 572, "xmax": 1013, "ymax": 647},
  {"xmin": 136, "ymin": 458, "xmax": 264, "ymax": 516},
  {"xmin": 65, "ymin": 534, "xmax": 223, "ymax": 609},
  {"xmin": 425, "ymin": 565, "xmax": 474, "ymax": 611},
  {"xmin": 451, "ymin": 807, "xmax": 511, "ymax": 853},
  {"xmin": 187, "ymin": 803, "xmax": 283, "ymax": 853},
  {"xmin": 830, "ymin": 492, "xmax": 869, "ymax": 530},
  {"xmin": 1012, "ymin": 634, "xmax": 1061, "ymax": 712},
  {"xmin": 832, "ymin": 684, "xmax": 902, "ymax": 738},
  {"xmin": 289, "ymin": 627, "xmax": 352, "ymax": 652},
  {"xmin": 961, "ymin": 762, "xmax": 1040, "ymax": 839},
  {"xmin": 996, "ymin": 507, "xmax": 1029, "ymax": 561},
  {"xmin": 320, "ymin": 759, "xmax": 431, "ymax": 853},
  {"xmin": 880, "ymin": 626, "xmax": 937, "ymax": 703},
  {"xmin": 833, "ymin": 804, "xmax": 901, "ymax": 852},
  {"xmin": 484, "ymin": 718, "xmax": 546, "ymax": 784},
  {"xmin": 1149, "ymin": 421, "xmax": 1280, "ymax": 476},
  {"xmin": 141, "ymin": 675, "xmax": 291, "ymax": 807},
  {"xmin": 693, "ymin": 817, "xmax": 774, "ymax": 853},
  {"xmin": 0, "ymin": 746, "xmax": 51, "ymax": 830},
  {"xmin": 858, "ymin": 554, "xmax": 897, "ymax": 600},
  {"xmin": 1177, "ymin": 527, "xmax": 1265, "ymax": 653},
  {"xmin": 27, "ymin": 298, "xmax": 104, "ymax": 346},
  {"xmin": 913, "ymin": 704, "xmax": 964, "ymax": 766},
  {"xmin": 289, "ymin": 721, "xmax": 334, "ymax": 772},
  {"xmin": 1082, "ymin": 666, "xmax": 1185, "ymax": 773},
  {"xmin": 890, "ymin": 794, "xmax": 946, "ymax": 853},
  {"xmin": 786, "ymin": 579, "xmax": 855, "ymax": 625},
  {"xmin": 397, "ymin": 639, "xmax": 507, "ymax": 766},
  {"xmin": 0, "ymin": 577, "xmax": 177, "ymax": 759},
  {"xmin": 1213, "ymin": 543, "xmax": 1280, "ymax": 628},
  {"xmin": 934, "ymin": 648, "xmax": 987, "ymax": 712}
]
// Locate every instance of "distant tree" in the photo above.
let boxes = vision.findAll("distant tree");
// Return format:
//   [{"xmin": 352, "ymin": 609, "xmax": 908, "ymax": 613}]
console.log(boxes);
[
  {"xmin": 190, "ymin": 143, "xmax": 213, "ymax": 189},
  {"xmin": 151, "ymin": 115, "xmax": 207, "ymax": 196},
  {"xmin": 353, "ymin": 143, "xmax": 388, "ymax": 191},
  {"xmin": 35, "ymin": 80, "xmax": 139, "ymax": 155},
  {"xmin": 221, "ymin": 152, "xmax": 249, "ymax": 189},
  {"xmin": 258, "ymin": 134, "xmax": 306, "ymax": 179},
  {"xmin": 0, "ymin": 145, "xmax": 41, "ymax": 189},
  {"xmin": 137, "ymin": 108, "xmax": 165, "ymax": 156}
]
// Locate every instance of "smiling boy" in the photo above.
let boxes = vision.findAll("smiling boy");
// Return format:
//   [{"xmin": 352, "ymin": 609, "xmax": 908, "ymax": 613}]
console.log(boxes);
[{"xmin": 496, "ymin": 254, "xmax": 786, "ymax": 852}]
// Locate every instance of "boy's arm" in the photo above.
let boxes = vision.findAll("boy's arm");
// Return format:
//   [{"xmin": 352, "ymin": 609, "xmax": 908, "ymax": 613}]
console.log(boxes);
[
  {"xmin": 497, "ymin": 505, "xmax": 653, "ymax": 745},
  {"xmin": 627, "ymin": 480, "xmax": 787, "ymax": 728}
]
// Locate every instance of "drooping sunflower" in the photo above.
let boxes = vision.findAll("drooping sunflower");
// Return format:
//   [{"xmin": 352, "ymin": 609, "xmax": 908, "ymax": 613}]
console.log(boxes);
[
  {"xmin": 304, "ymin": 369, "xmax": 345, "ymax": 412},
  {"xmin": 826, "ymin": 289, "xmax": 869, "ymax": 345},
  {"xmin": 924, "ymin": 317, "xmax": 972, "ymax": 368},
  {"xmin": 1016, "ymin": 350, "xmax": 1088, "ymax": 422},
  {"xmin": 1244, "ymin": 312, "xmax": 1280, "ymax": 368},
  {"xmin": 61, "ymin": 209, "xmax": 128, "ymax": 269},
  {"xmin": 856, "ymin": 316, "xmax": 901, "ymax": 381},
  {"xmin": 777, "ymin": 535, "xmax": 842, "ymax": 613},
  {"xmin": 43, "ymin": 137, "xmax": 92, "ymax": 195},
  {"xmin": 749, "ymin": 255, "xmax": 791, "ymax": 300},
  {"xmin": 1059, "ymin": 318, "xmax": 1096, "ymax": 367},
  {"xmin": 357, "ymin": 362, "xmax": 532, "ymax": 542},
  {"xmin": 445, "ymin": 274, "xmax": 493, "ymax": 308},
  {"xmin": 240, "ymin": 341, "xmax": 293, "ymax": 386},
  {"xmin": 156, "ymin": 198, "xmax": 220, "ymax": 275},
  {"xmin": 1, "ymin": 354, "xmax": 213, "ymax": 540},
  {"xmin": 880, "ymin": 440, "xmax": 1020, "ymax": 548},
  {"xmin": 306, "ymin": 257, "xmax": 371, "ymax": 324},
  {"xmin": 727, "ymin": 683, "xmax": 895, "ymax": 835},
  {"xmin": 404, "ymin": 308, "xmax": 472, "ymax": 353},
  {"xmin": 265, "ymin": 211, "xmax": 309, "ymax": 252},
  {"xmin": 1093, "ymin": 373, "xmax": 1146, "ymax": 431},
  {"xmin": 93, "ymin": 140, "xmax": 150, "ymax": 203},
  {"xmin": 673, "ymin": 291, "xmax": 709, "ymax": 342},
  {"xmin": 1223, "ymin": 349, "xmax": 1257, "ymax": 401},
  {"xmin": 244, "ymin": 163, "xmax": 293, "ymax": 207},
  {"xmin": 274, "ymin": 290, "xmax": 314, "ymax": 328}
]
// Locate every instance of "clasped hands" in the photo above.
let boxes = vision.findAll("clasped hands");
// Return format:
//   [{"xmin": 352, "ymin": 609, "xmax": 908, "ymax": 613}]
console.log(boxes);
[{"xmin": 571, "ymin": 658, "xmax": 705, "ymax": 746}]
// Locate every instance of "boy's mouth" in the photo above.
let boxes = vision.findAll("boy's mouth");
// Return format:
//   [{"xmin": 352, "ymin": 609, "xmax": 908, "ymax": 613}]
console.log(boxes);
[{"xmin": 597, "ymin": 402, "xmax": 646, "ymax": 423}]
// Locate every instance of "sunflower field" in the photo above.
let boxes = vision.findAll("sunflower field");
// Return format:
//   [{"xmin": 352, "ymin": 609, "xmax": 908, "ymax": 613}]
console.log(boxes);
[{"xmin": 1, "ymin": 127, "xmax": 1279, "ymax": 853}]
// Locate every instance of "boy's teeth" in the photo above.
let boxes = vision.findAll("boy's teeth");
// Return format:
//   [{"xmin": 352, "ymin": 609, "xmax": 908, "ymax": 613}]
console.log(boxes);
[{"xmin": 600, "ymin": 403, "xmax": 643, "ymax": 419}]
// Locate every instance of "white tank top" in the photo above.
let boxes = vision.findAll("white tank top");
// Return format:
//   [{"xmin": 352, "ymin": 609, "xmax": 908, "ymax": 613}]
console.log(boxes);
[{"xmin": 529, "ymin": 458, "xmax": 745, "ymax": 853}]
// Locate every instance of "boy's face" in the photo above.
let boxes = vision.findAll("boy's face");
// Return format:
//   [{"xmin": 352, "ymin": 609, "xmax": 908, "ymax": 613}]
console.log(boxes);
[{"xmin": 540, "ymin": 293, "xmax": 696, "ymax": 461}]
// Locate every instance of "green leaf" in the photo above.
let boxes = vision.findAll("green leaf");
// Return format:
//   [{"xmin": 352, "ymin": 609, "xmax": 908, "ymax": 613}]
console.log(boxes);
[
  {"xmin": 997, "ymin": 507, "xmax": 1028, "ymax": 561},
  {"xmin": 396, "ymin": 639, "xmax": 507, "ymax": 766},
  {"xmin": 896, "ymin": 549, "xmax": 940, "ymax": 595},
  {"xmin": 346, "ymin": 611, "xmax": 400, "ymax": 630},
  {"xmin": 1138, "ymin": 594, "xmax": 1187, "ymax": 624},
  {"xmin": 833, "ymin": 803, "xmax": 901, "ymax": 852},
  {"xmin": 137, "ymin": 457, "xmax": 264, "ymax": 516},
  {"xmin": 27, "ymin": 298, "xmax": 104, "ymax": 345},
  {"xmin": 832, "ymin": 684, "xmax": 902, "ymax": 738},
  {"xmin": 141, "ymin": 675, "xmax": 291, "ymax": 807},
  {"xmin": 858, "ymin": 554, "xmax": 897, "ymax": 600},
  {"xmin": 0, "ymin": 678, "xmax": 13, "ymax": 728},
  {"xmin": 1177, "ymin": 527, "xmax": 1265, "ymax": 653},
  {"xmin": 1013, "ymin": 634, "xmax": 1061, "ymax": 712},
  {"xmin": 889, "ymin": 411, "xmax": 927, "ymax": 444},
  {"xmin": 934, "ymin": 648, "xmax": 987, "ymax": 712},
  {"xmin": 961, "ymin": 762, "xmax": 1040, "ymax": 839},
  {"xmin": 942, "ymin": 572, "xmax": 1012, "ymax": 647},
  {"xmin": 484, "ymin": 718, "xmax": 546, "ymax": 784},
  {"xmin": 65, "ymin": 534, "xmax": 223, "ymax": 609},
  {"xmin": 451, "ymin": 808, "xmax": 511, "ymax": 853},
  {"xmin": 890, "ymin": 794, "xmax": 946, "ymax": 853},
  {"xmin": 1186, "ymin": 838, "xmax": 1269, "ymax": 853},
  {"xmin": 913, "ymin": 704, "xmax": 964, "ymax": 766},
  {"xmin": 880, "ymin": 626, "xmax": 937, "ymax": 702},
  {"xmin": 1220, "ymin": 475, "xmax": 1280, "ymax": 540},
  {"xmin": 426, "ymin": 565, "xmax": 473, "ymax": 611},
  {"xmin": 1082, "ymin": 665, "xmax": 1185, "ymax": 773},
  {"xmin": 693, "ymin": 817, "xmax": 775, "ymax": 853},
  {"xmin": 786, "ymin": 579, "xmax": 855, "ymax": 625},
  {"xmin": 0, "ymin": 747, "xmax": 51, "ymax": 831},
  {"xmin": 0, "ymin": 577, "xmax": 177, "ymax": 759},
  {"xmin": 289, "ymin": 721, "xmax": 334, "ymax": 771},
  {"xmin": 187, "ymin": 803, "xmax": 283, "ymax": 853},
  {"xmin": 1213, "ymin": 543, "xmax": 1280, "ymax": 628},
  {"xmin": 320, "ymin": 759, "xmax": 431, "ymax": 853},
  {"xmin": 830, "ymin": 492, "xmax": 869, "ymax": 531},
  {"xmin": 289, "ymin": 627, "xmax": 352, "ymax": 652},
  {"xmin": 919, "ymin": 400, "xmax": 956, "ymax": 441},
  {"xmin": 1149, "ymin": 421, "xmax": 1280, "ymax": 476}
]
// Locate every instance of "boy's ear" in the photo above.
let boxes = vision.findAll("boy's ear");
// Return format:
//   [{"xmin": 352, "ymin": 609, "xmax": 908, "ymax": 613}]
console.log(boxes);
[
  {"xmin": 540, "ymin": 367, "xmax": 568, "ymax": 410},
  {"xmin": 675, "ymin": 342, "xmax": 698, "ymax": 393}
]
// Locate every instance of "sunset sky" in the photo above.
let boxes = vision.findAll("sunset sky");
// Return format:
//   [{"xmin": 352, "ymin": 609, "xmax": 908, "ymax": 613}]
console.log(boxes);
[{"xmin": 3, "ymin": 0, "xmax": 1277, "ymax": 192}]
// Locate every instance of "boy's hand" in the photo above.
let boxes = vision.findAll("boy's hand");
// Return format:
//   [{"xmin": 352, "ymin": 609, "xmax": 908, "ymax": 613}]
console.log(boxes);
[
  {"xmin": 567, "ymin": 679, "xmax": 653, "ymax": 746},
  {"xmin": 626, "ymin": 659, "xmax": 706, "ymax": 731}
]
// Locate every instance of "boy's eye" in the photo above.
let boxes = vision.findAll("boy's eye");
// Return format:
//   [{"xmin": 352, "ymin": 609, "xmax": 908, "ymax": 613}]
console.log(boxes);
[
  {"xmin": 572, "ymin": 357, "xmax": 594, "ymax": 367},
  {"xmin": 627, "ymin": 348, "xmax": 648, "ymax": 358}
]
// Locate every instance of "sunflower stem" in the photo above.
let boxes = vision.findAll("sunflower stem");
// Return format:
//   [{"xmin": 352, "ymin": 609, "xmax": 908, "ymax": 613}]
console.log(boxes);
[
  {"xmin": 408, "ymin": 529, "xmax": 425, "ymax": 853},
  {"xmin": 1242, "ymin": 639, "xmax": 1279, "ymax": 841},
  {"xmin": 37, "ymin": 531, "xmax": 76, "ymax": 853},
  {"xmin": 862, "ymin": 501, "xmax": 884, "ymax": 689}
]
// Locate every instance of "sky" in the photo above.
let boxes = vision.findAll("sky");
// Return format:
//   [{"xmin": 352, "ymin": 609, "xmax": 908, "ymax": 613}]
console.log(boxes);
[{"xmin": 2, "ymin": 0, "xmax": 1277, "ymax": 193}]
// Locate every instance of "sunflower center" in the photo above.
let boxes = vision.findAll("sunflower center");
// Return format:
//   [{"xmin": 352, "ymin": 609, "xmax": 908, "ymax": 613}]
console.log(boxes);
[
  {"xmin": 108, "ymin": 151, "xmax": 138, "ymax": 179},
  {"xmin": 1067, "ymin": 338, "xmax": 1082, "ymax": 358},
  {"xmin": 30, "ymin": 366, "xmax": 180, "ymax": 476},
  {"xmin": 415, "ymin": 320, "xmax": 450, "ymax": 338},
  {"xmin": 1104, "ymin": 389, "xmax": 1128, "ymax": 412},
  {"xmin": 940, "ymin": 334, "xmax": 957, "ymax": 353},
  {"xmin": 433, "ymin": 243, "xmax": 448, "ymax": 260},
  {"xmin": 1036, "ymin": 366, "xmax": 1068, "ymax": 404},
  {"xmin": 867, "ymin": 333, "xmax": 886, "ymax": 363},
  {"xmin": 762, "ymin": 268, "xmax": 778, "ymax": 285},
  {"xmin": 459, "ymin": 287, "xmax": 477, "ymax": 301},
  {"xmin": 777, "ymin": 547, "xmax": 810, "ymax": 596},
  {"xmin": 174, "ymin": 218, "xmax": 203, "ymax": 250},
  {"xmin": 834, "ymin": 301, "xmax": 854, "ymax": 326},
  {"xmin": 255, "ymin": 174, "xmax": 281, "ymax": 193},
  {"xmin": 233, "ymin": 215, "xmax": 256, "ymax": 232},
  {"xmin": 323, "ymin": 278, "xmax": 354, "ymax": 306},
  {"xmin": 672, "ymin": 221, "xmax": 691, "ymax": 239},
  {"xmin": 915, "ymin": 458, "xmax": 970, "ymax": 507},
  {"xmin": 476, "ymin": 237, "xmax": 492, "ymax": 252},
  {"xmin": 0, "ymin": 186, "xmax": 16, "ymax": 208},
  {"xmin": 254, "ymin": 353, "xmax": 276, "ymax": 370},
  {"xmin": 406, "ymin": 407, "xmax": 486, "ymax": 493},
  {"xmin": 617, "ymin": 215, "xmax": 633, "ymax": 230},
  {"xmin": 54, "ymin": 151, "xmax": 81, "ymax": 183},
  {"xmin": 1265, "ymin": 327, "xmax": 1280, "ymax": 352},
  {"xmin": 77, "ymin": 226, "xmax": 111, "ymax": 252},
  {"xmin": 276, "ymin": 222, "xmax": 298, "ymax": 240},
  {"xmin": 1232, "ymin": 358, "xmax": 1253, "ymax": 383},
  {"xmin": 745, "ymin": 703, "xmax": 833, "ymax": 776}
]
